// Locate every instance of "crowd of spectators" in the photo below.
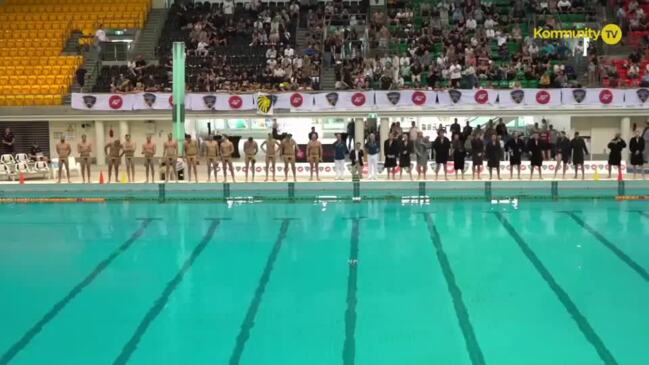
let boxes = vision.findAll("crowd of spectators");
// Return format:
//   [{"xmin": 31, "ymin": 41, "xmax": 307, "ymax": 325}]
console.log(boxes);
[
  {"xmin": 96, "ymin": 0, "xmax": 324, "ymax": 93},
  {"xmin": 332, "ymin": 0, "xmax": 599, "ymax": 90}
]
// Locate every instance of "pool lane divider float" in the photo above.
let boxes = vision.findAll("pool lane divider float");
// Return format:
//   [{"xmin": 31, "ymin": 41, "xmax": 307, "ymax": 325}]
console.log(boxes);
[
  {"xmin": 616, "ymin": 195, "xmax": 649, "ymax": 201},
  {"xmin": 0, "ymin": 198, "xmax": 105, "ymax": 203}
]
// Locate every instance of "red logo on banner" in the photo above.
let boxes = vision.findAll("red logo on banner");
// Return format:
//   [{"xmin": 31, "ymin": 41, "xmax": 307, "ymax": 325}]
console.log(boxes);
[
  {"xmin": 412, "ymin": 91, "xmax": 426, "ymax": 105},
  {"xmin": 351, "ymin": 92, "xmax": 366, "ymax": 106},
  {"xmin": 169, "ymin": 95, "xmax": 174, "ymax": 106},
  {"xmin": 290, "ymin": 93, "xmax": 303, "ymax": 107},
  {"xmin": 536, "ymin": 90, "xmax": 550, "ymax": 104},
  {"xmin": 109, "ymin": 95, "xmax": 123, "ymax": 109},
  {"xmin": 229, "ymin": 95, "xmax": 242, "ymax": 109},
  {"xmin": 599, "ymin": 89, "xmax": 613, "ymax": 104},
  {"xmin": 475, "ymin": 89, "xmax": 489, "ymax": 104}
]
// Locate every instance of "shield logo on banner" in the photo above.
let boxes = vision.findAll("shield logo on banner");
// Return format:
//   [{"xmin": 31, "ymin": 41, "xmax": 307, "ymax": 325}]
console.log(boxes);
[
  {"xmin": 599, "ymin": 89, "xmax": 613, "ymax": 104},
  {"xmin": 637, "ymin": 88, "xmax": 649, "ymax": 103},
  {"xmin": 511, "ymin": 89, "xmax": 525, "ymax": 104},
  {"xmin": 203, "ymin": 95, "xmax": 216, "ymax": 109},
  {"xmin": 474, "ymin": 89, "xmax": 489, "ymax": 104},
  {"xmin": 572, "ymin": 89, "xmax": 587, "ymax": 103},
  {"xmin": 387, "ymin": 92, "xmax": 401, "ymax": 105},
  {"xmin": 143, "ymin": 93, "xmax": 156, "ymax": 107},
  {"xmin": 412, "ymin": 91, "xmax": 426, "ymax": 105},
  {"xmin": 449, "ymin": 89, "xmax": 462, "ymax": 103},
  {"xmin": 290, "ymin": 93, "xmax": 303, "ymax": 107},
  {"xmin": 82, "ymin": 95, "xmax": 97, "ymax": 108},
  {"xmin": 351, "ymin": 92, "xmax": 366, "ymax": 106},
  {"xmin": 326, "ymin": 92, "xmax": 339, "ymax": 106}
]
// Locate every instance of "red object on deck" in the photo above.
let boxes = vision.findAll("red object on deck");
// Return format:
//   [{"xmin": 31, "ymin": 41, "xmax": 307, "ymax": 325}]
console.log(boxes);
[
  {"xmin": 618, "ymin": 166, "xmax": 624, "ymax": 182},
  {"xmin": 99, "ymin": 171, "xmax": 105, "ymax": 184},
  {"xmin": 19, "ymin": 172, "xmax": 24, "ymax": 184}
]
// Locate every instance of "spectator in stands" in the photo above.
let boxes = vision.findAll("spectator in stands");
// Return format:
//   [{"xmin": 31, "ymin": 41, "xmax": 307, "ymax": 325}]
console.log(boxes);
[
  {"xmin": 95, "ymin": 24, "xmax": 108, "ymax": 54},
  {"xmin": 29, "ymin": 142, "xmax": 46, "ymax": 162},
  {"xmin": 2, "ymin": 128, "xmax": 15, "ymax": 155},
  {"xmin": 557, "ymin": 0, "xmax": 572, "ymax": 13}
]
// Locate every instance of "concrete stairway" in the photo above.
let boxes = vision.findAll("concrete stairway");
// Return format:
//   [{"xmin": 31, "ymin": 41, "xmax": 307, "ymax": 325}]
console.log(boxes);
[
  {"xmin": 321, "ymin": 67, "xmax": 336, "ymax": 90},
  {"xmin": 62, "ymin": 31, "xmax": 83, "ymax": 55},
  {"xmin": 131, "ymin": 8, "xmax": 168, "ymax": 61},
  {"xmin": 64, "ymin": 48, "xmax": 100, "ymax": 103}
]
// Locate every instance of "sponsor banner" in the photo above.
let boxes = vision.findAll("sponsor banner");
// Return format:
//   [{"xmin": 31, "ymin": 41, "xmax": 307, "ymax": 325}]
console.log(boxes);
[
  {"xmin": 561, "ymin": 88, "xmax": 625, "ymax": 106},
  {"xmin": 132, "ymin": 92, "xmax": 174, "ymax": 110},
  {"xmin": 273, "ymin": 92, "xmax": 314, "ymax": 110},
  {"xmin": 498, "ymin": 89, "xmax": 562, "ymax": 107},
  {"xmin": 71, "ymin": 93, "xmax": 134, "ymax": 111},
  {"xmin": 374, "ymin": 90, "xmax": 434, "ymax": 108},
  {"xmin": 188, "ymin": 93, "xmax": 255, "ymax": 111},
  {"xmin": 624, "ymin": 88, "xmax": 649, "ymax": 106},
  {"xmin": 437, "ymin": 89, "xmax": 497, "ymax": 106},
  {"xmin": 312, "ymin": 91, "xmax": 374, "ymax": 110}
]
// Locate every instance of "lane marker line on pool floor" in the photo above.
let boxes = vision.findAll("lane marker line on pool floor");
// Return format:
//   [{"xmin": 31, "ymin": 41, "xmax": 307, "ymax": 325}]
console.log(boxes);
[
  {"xmin": 628, "ymin": 210, "xmax": 649, "ymax": 220},
  {"xmin": 342, "ymin": 217, "xmax": 364, "ymax": 365},
  {"xmin": 564, "ymin": 212, "xmax": 649, "ymax": 282},
  {"xmin": 228, "ymin": 218, "xmax": 295, "ymax": 365},
  {"xmin": 423, "ymin": 213, "xmax": 486, "ymax": 365},
  {"xmin": 493, "ymin": 212, "xmax": 619, "ymax": 365},
  {"xmin": 113, "ymin": 218, "xmax": 226, "ymax": 365},
  {"xmin": 0, "ymin": 218, "xmax": 159, "ymax": 365}
]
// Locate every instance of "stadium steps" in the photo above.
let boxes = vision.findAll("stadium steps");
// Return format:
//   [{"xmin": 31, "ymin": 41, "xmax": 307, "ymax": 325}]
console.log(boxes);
[
  {"xmin": 62, "ymin": 31, "xmax": 83, "ymax": 55},
  {"xmin": 295, "ymin": 28, "xmax": 308, "ymax": 53},
  {"xmin": 64, "ymin": 48, "xmax": 100, "ymax": 103},
  {"xmin": 131, "ymin": 8, "xmax": 168, "ymax": 61},
  {"xmin": 321, "ymin": 67, "xmax": 336, "ymax": 90}
]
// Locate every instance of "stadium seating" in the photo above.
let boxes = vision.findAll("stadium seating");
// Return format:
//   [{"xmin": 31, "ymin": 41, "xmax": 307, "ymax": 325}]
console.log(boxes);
[{"xmin": 0, "ymin": 0, "xmax": 151, "ymax": 106}]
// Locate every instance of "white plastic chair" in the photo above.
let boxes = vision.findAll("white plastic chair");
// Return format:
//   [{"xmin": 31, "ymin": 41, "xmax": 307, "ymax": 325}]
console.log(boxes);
[
  {"xmin": 15, "ymin": 161, "xmax": 32, "ymax": 174},
  {"xmin": 34, "ymin": 160, "xmax": 49, "ymax": 173},
  {"xmin": 15, "ymin": 153, "xmax": 29, "ymax": 163},
  {"xmin": 0, "ymin": 154, "xmax": 15, "ymax": 165},
  {"xmin": 0, "ymin": 163, "xmax": 15, "ymax": 180}
]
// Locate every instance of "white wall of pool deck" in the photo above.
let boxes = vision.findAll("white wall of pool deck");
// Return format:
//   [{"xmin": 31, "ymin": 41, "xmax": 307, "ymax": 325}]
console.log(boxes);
[{"xmin": 47, "ymin": 116, "xmax": 647, "ymax": 163}]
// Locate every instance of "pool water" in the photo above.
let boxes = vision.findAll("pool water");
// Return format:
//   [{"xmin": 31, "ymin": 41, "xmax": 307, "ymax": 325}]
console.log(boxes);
[{"xmin": 0, "ymin": 199, "xmax": 648, "ymax": 365}]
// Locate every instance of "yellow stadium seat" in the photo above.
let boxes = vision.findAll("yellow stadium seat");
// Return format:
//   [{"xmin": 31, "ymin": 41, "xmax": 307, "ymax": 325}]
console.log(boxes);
[
  {"xmin": 24, "ymin": 95, "xmax": 35, "ymax": 105},
  {"xmin": 5, "ymin": 96, "xmax": 15, "ymax": 105},
  {"xmin": 14, "ymin": 95, "xmax": 25, "ymax": 106},
  {"xmin": 0, "ymin": 96, "xmax": 6, "ymax": 106},
  {"xmin": 33, "ymin": 95, "xmax": 45, "ymax": 105}
]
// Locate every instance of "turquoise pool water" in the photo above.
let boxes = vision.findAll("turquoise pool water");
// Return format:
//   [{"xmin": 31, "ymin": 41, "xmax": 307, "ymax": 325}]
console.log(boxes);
[{"xmin": 0, "ymin": 199, "xmax": 648, "ymax": 365}]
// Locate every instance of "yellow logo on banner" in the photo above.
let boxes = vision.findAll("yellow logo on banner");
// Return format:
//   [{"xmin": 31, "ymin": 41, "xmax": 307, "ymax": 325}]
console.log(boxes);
[
  {"xmin": 601, "ymin": 24, "xmax": 622, "ymax": 45},
  {"xmin": 257, "ymin": 95, "xmax": 273, "ymax": 114}
]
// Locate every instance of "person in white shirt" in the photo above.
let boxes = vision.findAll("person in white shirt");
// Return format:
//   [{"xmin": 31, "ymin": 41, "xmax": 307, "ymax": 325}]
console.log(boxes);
[
  {"xmin": 466, "ymin": 17, "xmax": 477, "ymax": 30},
  {"xmin": 484, "ymin": 17, "xmax": 497, "ymax": 29},
  {"xmin": 95, "ymin": 24, "xmax": 108, "ymax": 53},
  {"xmin": 223, "ymin": 0, "xmax": 234, "ymax": 17},
  {"xmin": 284, "ymin": 46, "xmax": 294, "ymax": 58},
  {"xmin": 496, "ymin": 32, "xmax": 508, "ymax": 47},
  {"xmin": 486, "ymin": 28, "xmax": 496, "ymax": 38},
  {"xmin": 399, "ymin": 53, "xmax": 410, "ymax": 68},
  {"xmin": 196, "ymin": 41, "xmax": 209, "ymax": 56},
  {"xmin": 266, "ymin": 48, "xmax": 277, "ymax": 59},
  {"xmin": 557, "ymin": 0, "xmax": 571, "ymax": 12},
  {"xmin": 449, "ymin": 63, "xmax": 462, "ymax": 87},
  {"xmin": 409, "ymin": 121, "xmax": 419, "ymax": 141}
]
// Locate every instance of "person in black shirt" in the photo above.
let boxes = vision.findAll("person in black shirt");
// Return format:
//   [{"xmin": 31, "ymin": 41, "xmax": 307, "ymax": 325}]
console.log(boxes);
[
  {"xmin": 451, "ymin": 133, "xmax": 466, "ymax": 180},
  {"xmin": 384, "ymin": 133, "xmax": 399, "ymax": 180},
  {"xmin": 495, "ymin": 118, "xmax": 508, "ymax": 138},
  {"xmin": 607, "ymin": 133, "xmax": 627, "ymax": 179},
  {"xmin": 528, "ymin": 133, "xmax": 544, "ymax": 180},
  {"xmin": 432, "ymin": 129, "xmax": 451, "ymax": 180},
  {"xmin": 450, "ymin": 118, "xmax": 461, "ymax": 140},
  {"xmin": 471, "ymin": 133, "xmax": 485, "ymax": 180},
  {"xmin": 571, "ymin": 132, "xmax": 589, "ymax": 180},
  {"xmin": 553, "ymin": 131, "xmax": 572, "ymax": 179},
  {"xmin": 399, "ymin": 134, "xmax": 414, "ymax": 180},
  {"xmin": 505, "ymin": 132, "xmax": 525, "ymax": 179},
  {"xmin": 462, "ymin": 121, "xmax": 473, "ymax": 141},
  {"xmin": 308, "ymin": 127, "xmax": 319, "ymax": 140},
  {"xmin": 485, "ymin": 134, "xmax": 502, "ymax": 180},
  {"xmin": 629, "ymin": 129, "xmax": 645, "ymax": 179},
  {"xmin": 2, "ymin": 128, "xmax": 15, "ymax": 155}
]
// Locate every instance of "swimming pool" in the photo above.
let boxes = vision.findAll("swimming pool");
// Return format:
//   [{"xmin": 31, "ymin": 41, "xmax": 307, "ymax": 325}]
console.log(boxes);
[{"xmin": 0, "ymin": 199, "xmax": 647, "ymax": 365}]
